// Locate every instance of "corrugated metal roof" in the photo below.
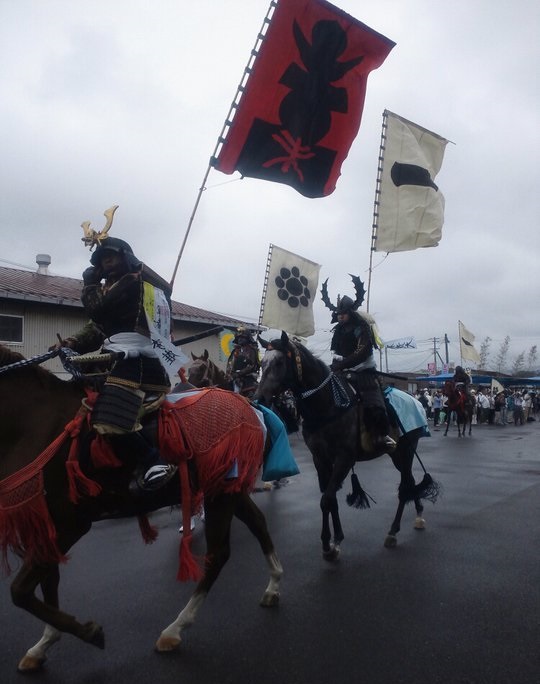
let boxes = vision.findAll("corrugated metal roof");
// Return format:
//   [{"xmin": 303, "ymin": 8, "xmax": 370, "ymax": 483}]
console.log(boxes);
[{"xmin": 0, "ymin": 265, "xmax": 253, "ymax": 328}]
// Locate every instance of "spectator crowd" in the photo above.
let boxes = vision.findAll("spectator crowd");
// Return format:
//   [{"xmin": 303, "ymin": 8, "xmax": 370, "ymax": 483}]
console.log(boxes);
[{"xmin": 414, "ymin": 387, "xmax": 538, "ymax": 428}]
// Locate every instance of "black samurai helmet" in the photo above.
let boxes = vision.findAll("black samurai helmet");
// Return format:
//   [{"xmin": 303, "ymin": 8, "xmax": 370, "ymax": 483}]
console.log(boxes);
[{"xmin": 321, "ymin": 274, "xmax": 366, "ymax": 323}]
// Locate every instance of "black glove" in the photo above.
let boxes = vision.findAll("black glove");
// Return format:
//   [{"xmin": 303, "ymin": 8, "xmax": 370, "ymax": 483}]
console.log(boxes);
[
  {"xmin": 330, "ymin": 359, "xmax": 343, "ymax": 372},
  {"xmin": 82, "ymin": 266, "xmax": 102, "ymax": 285}
]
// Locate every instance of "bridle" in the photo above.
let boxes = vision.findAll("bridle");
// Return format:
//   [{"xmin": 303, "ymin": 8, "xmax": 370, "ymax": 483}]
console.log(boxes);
[
  {"xmin": 267, "ymin": 341, "xmax": 350, "ymax": 408},
  {"xmin": 190, "ymin": 358, "xmax": 212, "ymax": 387}
]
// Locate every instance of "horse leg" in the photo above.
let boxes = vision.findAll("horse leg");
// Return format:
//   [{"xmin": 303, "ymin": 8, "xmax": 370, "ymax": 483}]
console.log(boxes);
[
  {"xmin": 414, "ymin": 498, "xmax": 426, "ymax": 530},
  {"xmin": 444, "ymin": 413, "xmax": 450, "ymax": 436},
  {"xmin": 17, "ymin": 565, "xmax": 62, "ymax": 672},
  {"xmin": 11, "ymin": 558, "xmax": 104, "ymax": 662},
  {"xmin": 385, "ymin": 436, "xmax": 425, "ymax": 547},
  {"xmin": 11, "ymin": 520, "xmax": 104, "ymax": 670},
  {"xmin": 320, "ymin": 493, "xmax": 342, "ymax": 561},
  {"xmin": 155, "ymin": 493, "xmax": 237, "ymax": 652},
  {"xmin": 232, "ymin": 492, "xmax": 283, "ymax": 606},
  {"xmin": 385, "ymin": 499, "xmax": 406, "ymax": 548}
]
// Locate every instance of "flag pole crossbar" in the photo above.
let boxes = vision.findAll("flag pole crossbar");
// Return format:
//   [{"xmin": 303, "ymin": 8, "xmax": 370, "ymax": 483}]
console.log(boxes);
[
  {"xmin": 210, "ymin": 0, "xmax": 276, "ymax": 169},
  {"xmin": 366, "ymin": 110, "xmax": 389, "ymax": 311},
  {"xmin": 258, "ymin": 243, "xmax": 274, "ymax": 328}
]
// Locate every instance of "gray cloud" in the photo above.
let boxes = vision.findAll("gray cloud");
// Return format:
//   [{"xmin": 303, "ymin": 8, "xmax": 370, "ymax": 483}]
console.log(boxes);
[{"xmin": 0, "ymin": 0, "xmax": 538, "ymax": 372}]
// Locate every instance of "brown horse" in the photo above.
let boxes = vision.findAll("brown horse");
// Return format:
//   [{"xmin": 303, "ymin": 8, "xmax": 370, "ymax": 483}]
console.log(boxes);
[
  {"xmin": 0, "ymin": 345, "xmax": 282, "ymax": 673},
  {"xmin": 443, "ymin": 380, "xmax": 475, "ymax": 437},
  {"xmin": 255, "ymin": 332, "xmax": 439, "ymax": 560},
  {"xmin": 187, "ymin": 350, "xmax": 231, "ymax": 390}
]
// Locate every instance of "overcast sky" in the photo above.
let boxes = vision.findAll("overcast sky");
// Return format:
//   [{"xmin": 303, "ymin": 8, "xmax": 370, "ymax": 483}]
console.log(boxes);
[{"xmin": 1, "ymin": 0, "xmax": 538, "ymax": 372}]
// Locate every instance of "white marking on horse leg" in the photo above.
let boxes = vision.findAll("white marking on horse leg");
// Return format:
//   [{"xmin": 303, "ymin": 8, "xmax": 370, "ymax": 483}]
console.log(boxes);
[
  {"xmin": 260, "ymin": 551, "xmax": 283, "ymax": 607},
  {"xmin": 18, "ymin": 624, "xmax": 61, "ymax": 671},
  {"xmin": 155, "ymin": 592, "xmax": 207, "ymax": 652},
  {"xmin": 414, "ymin": 516, "xmax": 426, "ymax": 530}
]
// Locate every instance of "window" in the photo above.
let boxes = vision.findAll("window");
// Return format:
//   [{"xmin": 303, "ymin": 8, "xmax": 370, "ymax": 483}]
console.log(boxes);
[{"xmin": 0, "ymin": 315, "xmax": 23, "ymax": 343}]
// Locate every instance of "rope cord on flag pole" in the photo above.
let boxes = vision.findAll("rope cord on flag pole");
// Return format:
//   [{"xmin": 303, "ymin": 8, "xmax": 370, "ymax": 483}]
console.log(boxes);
[
  {"xmin": 169, "ymin": 0, "xmax": 277, "ymax": 289},
  {"xmin": 366, "ymin": 110, "xmax": 388, "ymax": 312}
]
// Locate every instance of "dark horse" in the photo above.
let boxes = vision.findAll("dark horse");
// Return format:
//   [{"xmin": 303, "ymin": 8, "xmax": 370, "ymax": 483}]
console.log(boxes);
[
  {"xmin": 443, "ymin": 380, "xmax": 475, "ymax": 437},
  {"xmin": 0, "ymin": 345, "xmax": 282, "ymax": 673},
  {"xmin": 255, "ymin": 332, "xmax": 439, "ymax": 560},
  {"xmin": 187, "ymin": 349, "xmax": 231, "ymax": 389}
]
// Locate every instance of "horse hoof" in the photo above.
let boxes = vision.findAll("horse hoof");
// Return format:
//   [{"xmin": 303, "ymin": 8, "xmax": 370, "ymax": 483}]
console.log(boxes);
[
  {"xmin": 155, "ymin": 635, "xmax": 181, "ymax": 652},
  {"xmin": 18, "ymin": 654, "xmax": 46, "ymax": 672},
  {"xmin": 414, "ymin": 517, "xmax": 426, "ymax": 530},
  {"xmin": 82, "ymin": 622, "xmax": 105, "ymax": 649},
  {"xmin": 384, "ymin": 534, "xmax": 397, "ymax": 548},
  {"xmin": 323, "ymin": 545, "xmax": 340, "ymax": 562},
  {"xmin": 260, "ymin": 591, "xmax": 280, "ymax": 607}
]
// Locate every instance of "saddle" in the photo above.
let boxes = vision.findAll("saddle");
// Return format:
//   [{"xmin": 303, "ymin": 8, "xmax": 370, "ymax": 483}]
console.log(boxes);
[{"xmin": 333, "ymin": 371, "xmax": 397, "ymax": 456}]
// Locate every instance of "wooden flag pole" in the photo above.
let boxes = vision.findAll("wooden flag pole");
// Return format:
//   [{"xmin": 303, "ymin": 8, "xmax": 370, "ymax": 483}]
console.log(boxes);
[
  {"xmin": 366, "ymin": 110, "xmax": 388, "ymax": 312},
  {"xmin": 169, "ymin": 0, "xmax": 277, "ymax": 289}
]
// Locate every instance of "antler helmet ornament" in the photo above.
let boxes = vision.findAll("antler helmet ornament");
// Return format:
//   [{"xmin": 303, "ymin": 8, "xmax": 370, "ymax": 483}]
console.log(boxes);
[
  {"xmin": 81, "ymin": 205, "xmax": 119, "ymax": 250},
  {"xmin": 81, "ymin": 205, "xmax": 141, "ymax": 270},
  {"xmin": 321, "ymin": 274, "xmax": 366, "ymax": 323}
]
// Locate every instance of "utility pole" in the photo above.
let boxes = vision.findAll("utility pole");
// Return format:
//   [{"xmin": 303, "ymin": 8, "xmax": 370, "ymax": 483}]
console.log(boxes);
[{"xmin": 444, "ymin": 333, "xmax": 450, "ymax": 364}]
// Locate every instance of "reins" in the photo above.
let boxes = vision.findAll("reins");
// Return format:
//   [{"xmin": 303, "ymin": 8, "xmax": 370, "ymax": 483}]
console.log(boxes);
[
  {"xmin": 288, "ymin": 344, "xmax": 350, "ymax": 409},
  {"xmin": 0, "ymin": 347, "xmax": 117, "ymax": 382}
]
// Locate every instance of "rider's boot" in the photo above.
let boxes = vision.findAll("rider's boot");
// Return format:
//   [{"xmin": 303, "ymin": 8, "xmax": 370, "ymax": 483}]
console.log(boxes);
[
  {"xmin": 372, "ymin": 434, "xmax": 397, "ymax": 451},
  {"xmin": 108, "ymin": 431, "xmax": 177, "ymax": 495}
]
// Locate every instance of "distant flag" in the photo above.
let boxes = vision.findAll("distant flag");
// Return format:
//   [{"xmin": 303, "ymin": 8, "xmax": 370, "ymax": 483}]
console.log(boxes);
[
  {"xmin": 459, "ymin": 320, "xmax": 481, "ymax": 364},
  {"xmin": 260, "ymin": 244, "xmax": 321, "ymax": 337},
  {"xmin": 213, "ymin": 0, "xmax": 395, "ymax": 198},
  {"xmin": 384, "ymin": 336, "xmax": 417, "ymax": 349},
  {"xmin": 374, "ymin": 110, "xmax": 449, "ymax": 253}
]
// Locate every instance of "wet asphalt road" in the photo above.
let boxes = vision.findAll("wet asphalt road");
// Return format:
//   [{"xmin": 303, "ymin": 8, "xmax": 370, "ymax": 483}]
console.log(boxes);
[{"xmin": 1, "ymin": 420, "xmax": 539, "ymax": 684}]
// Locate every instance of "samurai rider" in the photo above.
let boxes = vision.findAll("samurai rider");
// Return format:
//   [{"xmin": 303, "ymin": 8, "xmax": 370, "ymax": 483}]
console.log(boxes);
[
  {"xmin": 53, "ymin": 206, "xmax": 178, "ymax": 494},
  {"xmin": 322, "ymin": 275, "xmax": 396, "ymax": 452},
  {"xmin": 226, "ymin": 327, "xmax": 260, "ymax": 398},
  {"xmin": 453, "ymin": 365, "xmax": 471, "ymax": 392},
  {"xmin": 452, "ymin": 365, "xmax": 473, "ymax": 410}
]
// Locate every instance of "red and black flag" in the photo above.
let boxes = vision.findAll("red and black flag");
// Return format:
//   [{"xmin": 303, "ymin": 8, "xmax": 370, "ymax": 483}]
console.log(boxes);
[{"xmin": 213, "ymin": 0, "xmax": 395, "ymax": 198}]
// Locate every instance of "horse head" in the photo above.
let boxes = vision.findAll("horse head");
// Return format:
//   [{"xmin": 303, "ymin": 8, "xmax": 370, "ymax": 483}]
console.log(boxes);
[
  {"xmin": 188, "ymin": 350, "xmax": 212, "ymax": 387},
  {"xmin": 255, "ymin": 331, "xmax": 328, "ymax": 407}
]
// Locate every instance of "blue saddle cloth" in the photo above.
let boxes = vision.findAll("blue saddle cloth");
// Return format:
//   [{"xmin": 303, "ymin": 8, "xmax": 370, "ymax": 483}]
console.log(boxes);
[
  {"xmin": 384, "ymin": 387, "xmax": 430, "ymax": 437},
  {"xmin": 255, "ymin": 403, "xmax": 300, "ymax": 481}
]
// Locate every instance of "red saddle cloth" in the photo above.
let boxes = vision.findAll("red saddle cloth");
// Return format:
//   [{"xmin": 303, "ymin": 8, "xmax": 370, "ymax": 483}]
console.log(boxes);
[
  {"xmin": 159, "ymin": 388, "xmax": 265, "ymax": 581},
  {"xmin": 159, "ymin": 388, "xmax": 264, "ymax": 497}
]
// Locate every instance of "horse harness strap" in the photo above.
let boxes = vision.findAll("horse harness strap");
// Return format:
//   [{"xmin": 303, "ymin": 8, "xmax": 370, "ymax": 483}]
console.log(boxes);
[{"xmin": 289, "ymin": 342, "xmax": 350, "ymax": 409}]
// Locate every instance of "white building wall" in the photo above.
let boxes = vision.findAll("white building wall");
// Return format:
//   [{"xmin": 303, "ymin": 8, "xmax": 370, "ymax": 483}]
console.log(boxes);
[{"xmin": 1, "ymin": 300, "xmax": 229, "ymax": 379}]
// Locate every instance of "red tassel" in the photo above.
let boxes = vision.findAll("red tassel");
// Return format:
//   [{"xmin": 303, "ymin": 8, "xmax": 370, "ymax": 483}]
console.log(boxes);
[
  {"xmin": 177, "ymin": 534, "xmax": 204, "ymax": 582},
  {"xmin": 137, "ymin": 514, "xmax": 159, "ymax": 544},
  {"xmin": 0, "ymin": 475, "xmax": 67, "ymax": 573},
  {"xmin": 65, "ymin": 460, "xmax": 102, "ymax": 504},
  {"xmin": 90, "ymin": 435, "xmax": 123, "ymax": 469}
]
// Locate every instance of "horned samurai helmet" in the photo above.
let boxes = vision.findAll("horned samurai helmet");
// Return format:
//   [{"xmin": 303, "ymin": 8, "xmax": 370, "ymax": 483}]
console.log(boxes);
[{"xmin": 321, "ymin": 274, "xmax": 366, "ymax": 323}]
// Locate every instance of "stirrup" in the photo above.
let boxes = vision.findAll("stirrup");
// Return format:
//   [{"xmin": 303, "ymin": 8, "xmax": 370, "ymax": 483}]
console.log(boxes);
[
  {"xmin": 130, "ymin": 464, "xmax": 177, "ymax": 495},
  {"xmin": 143, "ymin": 464, "xmax": 177, "ymax": 489}
]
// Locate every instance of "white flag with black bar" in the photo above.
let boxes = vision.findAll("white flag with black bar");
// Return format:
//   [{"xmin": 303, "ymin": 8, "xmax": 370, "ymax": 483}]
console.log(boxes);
[
  {"xmin": 459, "ymin": 320, "xmax": 481, "ymax": 364},
  {"xmin": 260, "ymin": 244, "xmax": 321, "ymax": 338},
  {"xmin": 375, "ymin": 110, "xmax": 449, "ymax": 253}
]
